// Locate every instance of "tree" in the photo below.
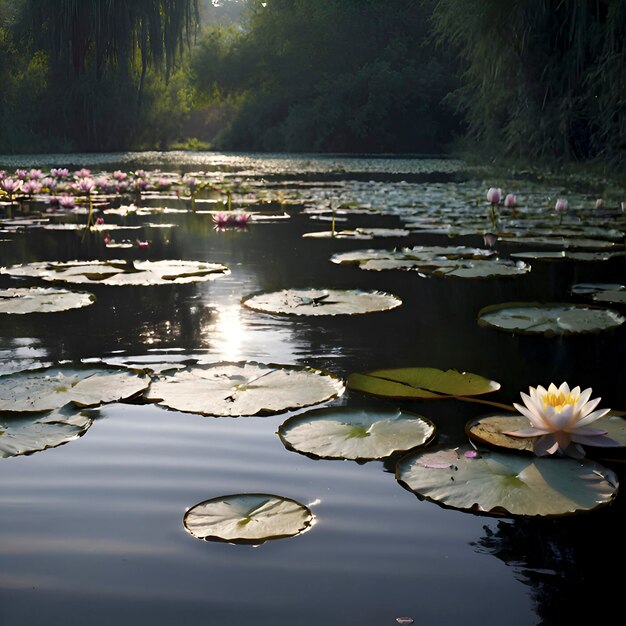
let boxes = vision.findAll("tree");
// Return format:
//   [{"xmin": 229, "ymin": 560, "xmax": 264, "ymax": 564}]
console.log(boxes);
[{"xmin": 15, "ymin": 0, "xmax": 200, "ymax": 150}]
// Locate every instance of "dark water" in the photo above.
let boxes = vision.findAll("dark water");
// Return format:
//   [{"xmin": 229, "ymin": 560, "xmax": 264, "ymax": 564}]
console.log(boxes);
[{"xmin": 0, "ymin": 152, "xmax": 624, "ymax": 626}]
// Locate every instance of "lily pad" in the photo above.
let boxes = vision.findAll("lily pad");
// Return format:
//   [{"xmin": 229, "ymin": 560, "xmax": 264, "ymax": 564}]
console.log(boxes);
[
  {"xmin": 0, "ymin": 259, "xmax": 230, "ymax": 286},
  {"xmin": 466, "ymin": 414, "xmax": 626, "ymax": 454},
  {"xmin": 477, "ymin": 302, "xmax": 625, "ymax": 336},
  {"xmin": 591, "ymin": 290, "xmax": 626, "ymax": 305},
  {"xmin": 0, "ymin": 364, "xmax": 151, "ymax": 413},
  {"xmin": 570, "ymin": 283, "xmax": 625, "ymax": 295},
  {"xmin": 346, "ymin": 367, "xmax": 500, "ymax": 400},
  {"xmin": 183, "ymin": 493, "xmax": 314, "ymax": 544},
  {"xmin": 303, "ymin": 228, "xmax": 410, "ymax": 239},
  {"xmin": 510, "ymin": 250, "xmax": 625, "ymax": 262},
  {"xmin": 0, "ymin": 287, "xmax": 96, "ymax": 314},
  {"xmin": 146, "ymin": 361, "xmax": 345, "ymax": 416},
  {"xmin": 396, "ymin": 446, "xmax": 619, "ymax": 517},
  {"xmin": 0, "ymin": 408, "xmax": 92, "ymax": 458},
  {"xmin": 278, "ymin": 406, "xmax": 436, "ymax": 460},
  {"xmin": 503, "ymin": 236, "xmax": 618, "ymax": 249},
  {"xmin": 241, "ymin": 288, "xmax": 402, "ymax": 316}
]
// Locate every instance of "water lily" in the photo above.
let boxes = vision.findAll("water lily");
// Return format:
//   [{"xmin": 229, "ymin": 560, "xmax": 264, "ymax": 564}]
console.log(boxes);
[
  {"xmin": 486, "ymin": 187, "xmax": 501, "ymax": 204},
  {"xmin": 57, "ymin": 194, "xmax": 76, "ymax": 209},
  {"xmin": 0, "ymin": 178, "xmax": 23, "ymax": 195},
  {"xmin": 482, "ymin": 233, "xmax": 498, "ymax": 248},
  {"xmin": 504, "ymin": 193, "xmax": 517, "ymax": 208},
  {"xmin": 595, "ymin": 198, "xmax": 604, "ymax": 210},
  {"xmin": 504, "ymin": 382, "xmax": 614, "ymax": 458},
  {"xmin": 51, "ymin": 168, "xmax": 70, "ymax": 179},
  {"xmin": 554, "ymin": 198, "xmax": 568, "ymax": 212}
]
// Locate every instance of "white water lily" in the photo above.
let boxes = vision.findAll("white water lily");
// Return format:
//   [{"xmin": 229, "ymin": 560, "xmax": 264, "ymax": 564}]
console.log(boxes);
[{"xmin": 505, "ymin": 382, "xmax": 613, "ymax": 458}]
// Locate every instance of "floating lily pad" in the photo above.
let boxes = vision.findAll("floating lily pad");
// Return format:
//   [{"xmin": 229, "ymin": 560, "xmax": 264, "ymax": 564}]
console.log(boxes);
[
  {"xmin": 329, "ymin": 246, "xmax": 526, "ymax": 278},
  {"xmin": 396, "ymin": 446, "xmax": 619, "ymax": 517},
  {"xmin": 183, "ymin": 493, "xmax": 314, "ymax": 544},
  {"xmin": 570, "ymin": 283, "xmax": 625, "ymax": 295},
  {"xmin": 0, "ymin": 287, "xmax": 95, "ymax": 314},
  {"xmin": 241, "ymin": 288, "xmax": 402, "ymax": 316},
  {"xmin": 510, "ymin": 250, "xmax": 625, "ymax": 262},
  {"xmin": 0, "ymin": 408, "xmax": 92, "ymax": 458},
  {"xmin": 0, "ymin": 259, "xmax": 230, "ymax": 286},
  {"xmin": 592, "ymin": 290, "xmax": 626, "ymax": 305},
  {"xmin": 431, "ymin": 259, "xmax": 531, "ymax": 278},
  {"xmin": 503, "ymin": 236, "xmax": 618, "ymax": 249},
  {"xmin": 466, "ymin": 414, "xmax": 626, "ymax": 454},
  {"xmin": 303, "ymin": 228, "xmax": 410, "ymax": 239},
  {"xmin": 146, "ymin": 361, "xmax": 344, "ymax": 416},
  {"xmin": 278, "ymin": 406, "xmax": 436, "ymax": 460},
  {"xmin": 347, "ymin": 367, "xmax": 500, "ymax": 400},
  {"xmin": 477, "ymin": 302, "xmax": 625, "ymax": 336},
  {"xmin": 0, "ymin": 364, "xmax": 151, "ymax": 413}
]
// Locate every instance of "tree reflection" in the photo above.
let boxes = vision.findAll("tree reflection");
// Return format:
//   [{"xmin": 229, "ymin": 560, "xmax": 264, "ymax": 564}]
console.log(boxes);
[{"xmin": 471, "ymin": 478, "xmax": 625, "ymax": 625}]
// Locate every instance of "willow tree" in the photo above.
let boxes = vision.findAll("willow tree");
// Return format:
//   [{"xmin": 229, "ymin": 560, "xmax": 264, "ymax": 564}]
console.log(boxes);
[
  {"xmin": 432, "ymin": 0, "xmax": 626, "ymax": 168},
  {"xmin": 21, "ymin": 0, "xmax": 199, "ymax": 149}
]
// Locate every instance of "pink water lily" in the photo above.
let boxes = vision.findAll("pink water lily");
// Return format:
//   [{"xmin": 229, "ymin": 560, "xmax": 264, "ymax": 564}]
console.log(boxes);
[
  {"xmin": 486, "ymin": 187, "xmax": 501, "ymax": 204},
  {"xmin": 504, "ymin": 382, "xmax": 616, "ymax": 458},
  {"xmin": 554, "ymin": 198, "xmax": 568, "ymax": 212},
  {"xmin": 0, "ymin": 178, "xmax": 23, "ymax": 194},
  {"xmin": 504, "ymin": 193, "xmax": 517, "ymax": 208}
]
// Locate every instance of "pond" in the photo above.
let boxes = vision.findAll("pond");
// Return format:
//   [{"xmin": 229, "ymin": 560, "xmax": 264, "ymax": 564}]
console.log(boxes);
[{"xmin": 0, "ymin": 152, "xmax": 624, "ymax": 626}]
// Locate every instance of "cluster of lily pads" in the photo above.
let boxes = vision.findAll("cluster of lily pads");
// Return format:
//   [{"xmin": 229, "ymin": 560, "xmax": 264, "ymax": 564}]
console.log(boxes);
[
  {"xmin": 1, "ymin": 170, "xmax": 625, "ymax": 545},
  {"xmin": 1, "ymin": 359, "xmax": 623, "ymax": 543}
]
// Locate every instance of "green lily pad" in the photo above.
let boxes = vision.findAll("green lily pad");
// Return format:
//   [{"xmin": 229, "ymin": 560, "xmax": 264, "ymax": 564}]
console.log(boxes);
[
  {"xmin": 241, "ymin": 288, "xmax": 402, "ymax": 316},
  {"xmin": 146, "ymin": 361, "xmax": 345, "ymax": 416},
  {"xmin": 503, "ymin": 236, "xmax": 618, "ymax": 249},
  {"xmin": 0, "ymin": 259, "xmax": 230, "ymax": 286},
  {"xmin": 0, "ymin": 287, "xmax": 96, "ymax": 314},
  {"xmin": 570, "ymin": 283, "xmax": 625, "ymax": 295},
  {"xmin": 477, "ymin": 302, "xmax": 625, "ymax": 336},
  {"xmin": 0, "ymin": 364, "xmax": 151, "ymax": 413},
  {"xmin": 278, "ymin": 406, "xmax": 436, "ymax": 460},
  {"xmin": 396, "ymin": 446, "xmax": 619, "ymax": 517},
  {"xmin": 329, "ymin": 246, "xmax": 526, "ymax": 278},
  {"xmin": 0, "ymin": 408, "xmax": 92, "ymax": 458},
  {"xmin": 183, "ymin": 493, "xmax": 314, "ymax": 544},
  {"xmin": 466, "ymin": 414, "xmax": 626, "ymax": 454},
  {"xmin": 346, "ymin": 367, "xmax": 500, "ymax": 400},
  {"xmin": 510, "ymin": 250, "xmax": 625, "ymax": 262},
  {"xmin": 303, "ymin": 228, "xmax": 410, "ymax": 239},
  {"xmin": 592, "ymin": 290, "xmax": 626, "ymax": 305},
  {"xmin": 431, "ymin": 259, "xmax": 531, "ymax": 278}
]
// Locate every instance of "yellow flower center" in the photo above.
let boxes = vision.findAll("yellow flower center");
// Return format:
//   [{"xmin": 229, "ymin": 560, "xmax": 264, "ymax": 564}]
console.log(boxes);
[{"xmin": 543, "ymin": 390, "xmax": 577, "ymax": 412}]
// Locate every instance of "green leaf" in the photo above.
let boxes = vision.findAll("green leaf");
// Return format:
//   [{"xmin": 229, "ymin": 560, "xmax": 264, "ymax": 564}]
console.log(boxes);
[
  {"xmin": 241, "ymin": 288, "xmax": 402, "ymax": 316},
  {"xmin": 278, "ymin": 406, "xmax": 436, "ymax": 460},
  {"xmin": 397, "ymin": 446, "xmax": 619, "ymax": 517},
  {"xmin": 0, "ymin": 287, "xmax": 95, "ymax": 314},
  {"xmin": 0, "ymin": 364, "xmax": 151, "ymax": 413},
  {"xmin": 146, "ymin": 361, "xmax": 345, "ymax": 416},
  {"xmin": 183, "ymin": 493, "xmax": 314, "ymax": 544},
  {"xmin": 477, "ymin": 302, "xmax": 625, "ymax": 336},
  {"xmin": 0, "ymin": 408, "xmax": 93, "ymax": 458},
  {"xmin": 346, "ymin": 367, "xmax": 500, "ymax": 400}
]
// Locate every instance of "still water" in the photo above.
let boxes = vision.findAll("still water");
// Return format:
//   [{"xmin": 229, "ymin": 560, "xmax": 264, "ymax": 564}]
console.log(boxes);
[{"xmin": 0, "ymin": 152, "xmax": 624, "ymax": 626}]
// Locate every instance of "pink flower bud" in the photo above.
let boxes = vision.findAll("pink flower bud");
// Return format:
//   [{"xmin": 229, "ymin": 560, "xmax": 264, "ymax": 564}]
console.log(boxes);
[
  {"xmin": 486, "ymin": 187, "xmax": 501, "ymax": 204},
  {"xmin": 555, "ymin": 198, "xmax": 568, "ymax": 212},
  {"xmin": 504, "ymin": 193, "xmax": 517, "ymax": 208},
  {"xmin": 595, "ymin": 198, "xmax": 604, "ymax": 210}
]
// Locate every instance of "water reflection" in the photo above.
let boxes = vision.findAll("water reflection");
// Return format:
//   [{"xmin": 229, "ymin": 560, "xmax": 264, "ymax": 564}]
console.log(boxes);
[{"xmin": 0, "ymin": 152, "xmax": 624, "ymax": 626}]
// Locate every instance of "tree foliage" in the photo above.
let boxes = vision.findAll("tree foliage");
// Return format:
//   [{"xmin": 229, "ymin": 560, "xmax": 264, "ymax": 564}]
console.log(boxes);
[
  {"xmin": 190, "ymin": 0, "xmax": 461, "ymax": 153},
  {"xmin": 432, "ymin": 0, "xmax": 626, "ymax": 167}
]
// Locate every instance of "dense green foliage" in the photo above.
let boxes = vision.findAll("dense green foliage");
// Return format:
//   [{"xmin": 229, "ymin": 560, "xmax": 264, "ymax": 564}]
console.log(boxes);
[
  {"xmin": 190, "ymin": 0, "xmax": 460, "ymax": 152},
  {"xmin": 432, "ymin": 0, "xmax": 626, "ymax": 168},
  {"xmin": 0, "ymin": 0, "xmax": 198, "ymax": 151},
  {"xmin": 0, "ymin": 0, "xmax": 623, "ymax": 169}
]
